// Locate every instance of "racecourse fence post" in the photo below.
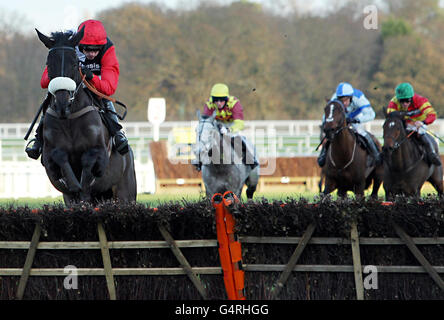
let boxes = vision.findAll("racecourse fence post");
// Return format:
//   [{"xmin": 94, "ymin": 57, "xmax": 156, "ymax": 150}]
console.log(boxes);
[
  {"xmin": 392, "ymin": 222, "xmax": 444, "ymax": 291},
  {"xmin": 271, "ymin": 222, "xmax": 316, "ymax": 299},
  {"xmin": 97, "ymin": 221, "xmax": 117, "ymax": 300},
  {"xmin": 350, "ymin": 221, "xmax": 364, "ymax": 300},
  {"xmin": 16, "ymin": 222, "xmax": 41, "ymax": 300},
  {"xmin": 158, "ymin": 224, "xmax": 209, "ymax": 300}
]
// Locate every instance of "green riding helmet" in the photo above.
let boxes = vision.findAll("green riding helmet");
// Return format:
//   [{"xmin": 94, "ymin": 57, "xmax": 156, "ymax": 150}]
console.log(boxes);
[{"xmin": 395, "ymin": 83, "xmax": 414, "ymax": 100}]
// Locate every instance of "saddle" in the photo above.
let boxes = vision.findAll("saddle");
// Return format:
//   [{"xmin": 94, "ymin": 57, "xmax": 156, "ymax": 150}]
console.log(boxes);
[
  {"xmin": 410, "ymin": 133, "xmax": 431, "ymax": 165},
  {"xmin": 87, "ymin": 90, "xmax": 122, "ymax": 135},
  {"xmin": 349, "ymin": 128, "xmax": 378, "ymax": 168}
]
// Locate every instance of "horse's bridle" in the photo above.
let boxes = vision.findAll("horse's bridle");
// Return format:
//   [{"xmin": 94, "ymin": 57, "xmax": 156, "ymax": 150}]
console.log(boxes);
[
  {"xmin": 324, "ymin": 99, "xmax": 358, "ymax": 170},
  {"xmin": 383, "ymin": 120, "xmax": 422, "ymax": 172},
  {"xmin": 383, "ymin": 120, "xmax": 415, "ymax": 151},
  {"xmin": 324, "ymin": 99, "xmax": 348, "ymax": 141},
  {"xmin": 47, "ymin": 46, "xmax": 83, "ymax": 105}
]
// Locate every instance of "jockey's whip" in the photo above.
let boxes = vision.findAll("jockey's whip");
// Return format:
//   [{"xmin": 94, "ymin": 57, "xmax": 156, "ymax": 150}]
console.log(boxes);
[
  {"xmin": 315, "ymin": 136, "xmax": 327, "ymax": 152},
  {"xmin": 24, "ymin": 94, "xmax": 51, "ymax": 141},
  {"xmin": 426, "ymin": 129, "xmax": 444, "ymax": 144}
]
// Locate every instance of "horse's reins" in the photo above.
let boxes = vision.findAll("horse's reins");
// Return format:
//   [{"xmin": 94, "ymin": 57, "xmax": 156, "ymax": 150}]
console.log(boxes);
[
  {"xmin": 384, "ymin": 129, "xmax": 415, "ymax": 151},
  {"xmin": 328, "ymin": 135, "xmax": 357, "ymax": 171},
  {"xmin": 79, "ymin": 68, "xmax": 127, "ymax": 121}
]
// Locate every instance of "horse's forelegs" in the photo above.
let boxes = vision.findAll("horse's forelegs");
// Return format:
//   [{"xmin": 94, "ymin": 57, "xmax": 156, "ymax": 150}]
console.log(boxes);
[
  {"xmin": 321, "ymin": 179, "xmax": 336, "ymax": 197},
  {"xmin": 114, "ymin": 150, "xmax": 137, "ymax": 202},
  {"xmin": 80, "ymin": 147, "xmax": 108, "ymax": 201},
  {"xmin": 338, "ymin": 188, "xmax": 348, "ymax": 198},
  {"xmin": 50, "ymin": 148, "xmax": 81, "ymax": 193},
  {"xmin": 353, "ymin": 183, "xmax": 365, "ymax": 199},
  {"xmin": 370, "ymin": 175, "xmax": 383, "ymax": 199},
  {"xmin": 427, "ymin": 167, "xmax": 444, "ymax": 196}
]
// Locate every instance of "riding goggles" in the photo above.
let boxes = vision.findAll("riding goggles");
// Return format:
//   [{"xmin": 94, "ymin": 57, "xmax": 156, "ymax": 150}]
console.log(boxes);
[
  {"xmin": 399, "ymin": 98, "xmax": 412, "ymax": 104},
  {"xmin": 212, "ymin": 96, "xmax": 228, "ymax": 102},
  {"xmin": 79, "ymin": 44, "xmax": 103, "ymax": 52}
]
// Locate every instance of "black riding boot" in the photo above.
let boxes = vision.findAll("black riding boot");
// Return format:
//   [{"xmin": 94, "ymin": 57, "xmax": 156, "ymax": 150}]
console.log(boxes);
[
  {"xmin": 363, "ymin": 133, "xmax": 382, "ymax": 166},
  {"xmin": 25, "ymin": 116, "xmax": 44, "ymax": 160},
  {"xmin": 317, "ymin": 140, "xmax": 330, "ymax": 167},
  {"xmin": 420, "ymin": 134, "xmax": 441, "ymax": 166},
  {"xmin": 105, "ymin": 101, "xmax": 129, "ymax": 155}
]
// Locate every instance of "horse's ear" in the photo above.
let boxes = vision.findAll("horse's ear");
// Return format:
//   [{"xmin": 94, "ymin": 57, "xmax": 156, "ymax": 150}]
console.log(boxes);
[
  {"xmin": 196, "ymin": 110, "xmax": 201, "ymax": 120},
  {"xmin": 325, "ymin": 97, "xmax": 329, "ymax": 103},
  {"xmin": 211, "ymin": 110, "xmax": 217, "ymax": 120},
  {"xmin": 382, "ymin": 106, "xmax": 388, "ymax": 118},
  {"xmin": 36, "ymin": 29, "xmax": 54, "ymax": 49},
  {"xmin": 69, "ymin": 26, "xmax": 85, "ymax": 47}
]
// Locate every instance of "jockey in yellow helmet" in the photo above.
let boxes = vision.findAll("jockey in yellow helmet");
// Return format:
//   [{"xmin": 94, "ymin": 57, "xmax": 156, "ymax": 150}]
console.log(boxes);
[{"xmin": 192, "ymin": 83, "xmax": 258, "ymax": 171}]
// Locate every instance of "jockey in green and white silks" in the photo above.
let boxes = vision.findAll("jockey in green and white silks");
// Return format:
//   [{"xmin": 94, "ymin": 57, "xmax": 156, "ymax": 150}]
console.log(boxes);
[
  {"xmin": 318, "ymin": 82, "xmax": 382, "ymax": 167},
  {"xmin": 192, "ymin": 83, "xmax": 259, "ymax": 171}
]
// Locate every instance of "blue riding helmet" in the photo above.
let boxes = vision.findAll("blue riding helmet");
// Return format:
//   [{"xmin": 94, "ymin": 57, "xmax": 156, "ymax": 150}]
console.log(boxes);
[{"xmin": 336, "ymin": 82, "xmax": 354, "ymax": 98}]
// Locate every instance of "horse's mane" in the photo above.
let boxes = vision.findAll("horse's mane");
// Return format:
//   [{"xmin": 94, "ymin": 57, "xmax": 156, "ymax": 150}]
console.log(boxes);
[{"xmin": 49, "ymin": 31, "xmax": 75, "ymax": 46}]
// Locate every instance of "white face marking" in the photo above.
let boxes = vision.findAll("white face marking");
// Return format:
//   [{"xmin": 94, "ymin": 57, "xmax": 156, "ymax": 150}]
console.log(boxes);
[
  {"xmin": 389, "ymin": 122, "xmax": 395, "ymax": 128},
  {"xmin": 326, "ymin": 104, "xmax": 334, "ymax": 122}
]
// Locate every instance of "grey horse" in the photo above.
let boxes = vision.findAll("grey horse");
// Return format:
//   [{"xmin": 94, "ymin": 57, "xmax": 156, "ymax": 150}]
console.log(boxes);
[{"xmin": 194, "ymin": 111, "xmax": 259, "ymax": 199}]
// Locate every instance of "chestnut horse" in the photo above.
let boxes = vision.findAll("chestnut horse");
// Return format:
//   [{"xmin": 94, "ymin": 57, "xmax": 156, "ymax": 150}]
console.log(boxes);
[{"xmin": 321, "ymin": 99, "xmax": 383, "ymax": 198}]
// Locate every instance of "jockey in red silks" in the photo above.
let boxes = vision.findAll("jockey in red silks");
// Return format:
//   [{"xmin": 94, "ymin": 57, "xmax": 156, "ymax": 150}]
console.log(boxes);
[
  {"xmin": 386, "ymin": 82, "xmax": 441, "ymax": 166},
  {"xmin": 26, "ymin": 19, "xmax": 128, "ymax": 160},
  {"xmin": 192, "ymin": 83, "xmax": 258, "ymax": 171}
]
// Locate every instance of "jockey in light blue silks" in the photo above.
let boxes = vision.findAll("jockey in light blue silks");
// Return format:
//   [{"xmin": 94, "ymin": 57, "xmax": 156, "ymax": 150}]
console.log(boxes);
[{"xmin": 318, "ymin": 82, "xmax": 382, "ymax": 167}]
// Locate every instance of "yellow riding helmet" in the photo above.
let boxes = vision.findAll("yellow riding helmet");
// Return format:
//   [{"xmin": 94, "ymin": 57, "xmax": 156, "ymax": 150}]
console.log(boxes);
[{"xmin": 210, "ymin": 83, "xmax": 229, "ymax": 98}]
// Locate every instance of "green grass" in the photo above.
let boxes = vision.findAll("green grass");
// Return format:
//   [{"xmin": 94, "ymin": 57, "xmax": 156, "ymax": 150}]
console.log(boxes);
[{"xmin": 0, "ymin": 190, "xmax": 316, "ymax": 208}]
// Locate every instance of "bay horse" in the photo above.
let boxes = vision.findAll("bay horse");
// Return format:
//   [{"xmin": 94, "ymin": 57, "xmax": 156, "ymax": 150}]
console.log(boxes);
[
  {"xmin": 36, "ymin": 28, "xmax": 137, "ymax": 204},
  {"xmin": 194, "ymin": 111, "xmax": 259, "ymax": 200},
  {"xmin": 321, "ymin": 99, "xmax": 383, "ymax": 198},
  {"xmin": 382, "ymin": 111, "xmax": 443, "ymax": 200}
]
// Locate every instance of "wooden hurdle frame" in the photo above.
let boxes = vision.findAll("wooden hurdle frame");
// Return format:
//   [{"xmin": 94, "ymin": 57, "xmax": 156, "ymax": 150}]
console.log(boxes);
[{"xmin": 1, "ymin": 220, "xmax": 442, "ymax": 300}]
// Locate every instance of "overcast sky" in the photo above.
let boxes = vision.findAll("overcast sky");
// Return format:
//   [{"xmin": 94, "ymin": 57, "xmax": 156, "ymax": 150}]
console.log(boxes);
[
  {"xmin": 3, "ymin": 0, "xmax": 444, "ymax": 35},
  {"xmin": 1, "ymin": 0, "xmax": 337, "ymax": 34}
]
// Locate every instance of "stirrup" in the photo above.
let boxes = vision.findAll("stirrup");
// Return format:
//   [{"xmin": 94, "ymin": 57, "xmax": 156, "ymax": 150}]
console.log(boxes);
[
  {"xmin": 114, "ymin": 132, "xmax": 129, "ymax": 155},
  {"xmin": 25, "ymin": 139, "xmax": 42, "ymax": 160}
]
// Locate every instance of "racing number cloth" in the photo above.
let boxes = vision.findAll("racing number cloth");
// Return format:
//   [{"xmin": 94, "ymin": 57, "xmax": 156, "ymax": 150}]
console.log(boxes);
[{"xmin": 212, "ymin": 192, "xmax": 246, "ymax": 300}]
